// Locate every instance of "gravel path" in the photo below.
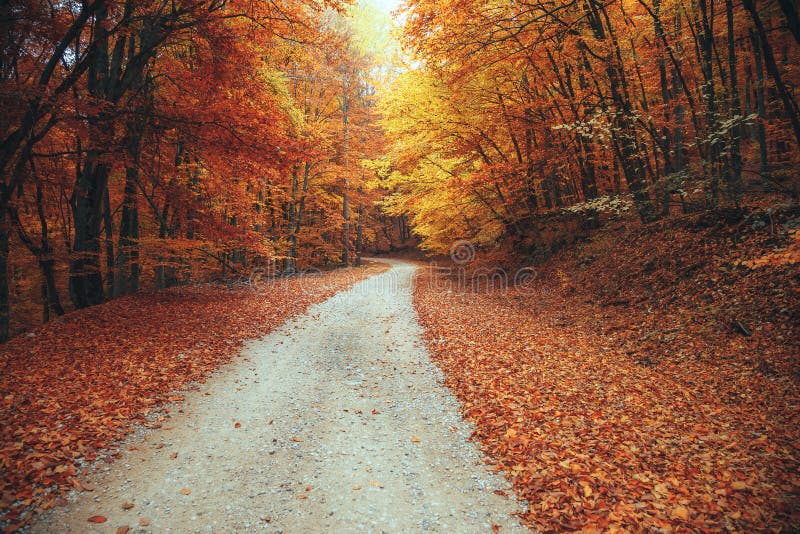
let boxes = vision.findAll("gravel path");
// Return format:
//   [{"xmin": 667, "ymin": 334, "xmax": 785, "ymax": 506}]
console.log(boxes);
[{"xmin": 32, "ymin": 260, "xmax": 525, "ymax": 533}]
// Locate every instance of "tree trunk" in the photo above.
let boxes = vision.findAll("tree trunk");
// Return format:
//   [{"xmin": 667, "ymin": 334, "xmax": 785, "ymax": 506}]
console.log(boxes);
[
  {"xmin": 355, "ymin": 204, "xmax": 364, "ymax": 267},
  {"xmin": 750, "ymin": 29, "xmax": 769, "ymax": 176},
  {"xmin": 70, "ymin": 152, "xmax": 108, "ymax": 308},
  {"xmin": 725, "ymin": 0, "xmax": 743, "ymax": 204},
  {"xmin": 743, "ymin": 0, "xmax": 800, "ymax": 149},
  {"xmin": 103, "ymin": 184, "xmax": 114, "ymax": 296},
  {"xmin": 0, "ymin": 209, "xmax": 9, "ymax": 343},
  {"xmin": 69, "ymin": 4, "xmax": 110, "ymax": 309}
]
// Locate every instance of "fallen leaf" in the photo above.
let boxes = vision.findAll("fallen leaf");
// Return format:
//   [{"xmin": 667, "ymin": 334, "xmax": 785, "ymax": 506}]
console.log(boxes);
[
  {"xmin": 180, "ymin": 488, "xmax": 191, "ymax": 495},
  {"xmin": 234, "ymin": 422, "xmax": 241, "ymax": 428},
  {"xmin": 263, "ymin": 516, "xmax": 271, "ymax": 522},
  {"xmin": 121, "ymin": 502, "xmax": 135, "ymax": 510},
  {"xmin": 291, "ymin": 437, "xmax": 304, "ymax": 442},
  {"xmin": 731, "ymin": 480, "xmax": 747, "ymax": 490},
  {"xmin": 87, "ymin": 515, "xmax": 107, "ymax": 523},
  {"xmin": 671, "ymin": 506, "xmax": 690, "ymax": 520},
  {"xmin": 117, "ymin": 527, "xmax": 130, "ymax": 534},
  {"xmin": 371, "ymin": 409, "xmax": 380, "ymax": 414},
  {"xmin": 305, "ymin": 485, "xmax": 314, "ymax": 491},
  {"xmin": 169, "ymin": 452, "xmax": 178, "ymax": 459},
  {"xmin": 411, "ymin": 436, "xmax": 421, "ymax": 443},
  {"xmin": 352, "ymin": 485, "xmax": 362, "ymax": 490},
  {"xmin": 297, "ymin": 494, "xmax": 308, "ymax": 499},
  {"xmin": 139, "ymin": 518, "xmax": 150, "ymax": 527}
]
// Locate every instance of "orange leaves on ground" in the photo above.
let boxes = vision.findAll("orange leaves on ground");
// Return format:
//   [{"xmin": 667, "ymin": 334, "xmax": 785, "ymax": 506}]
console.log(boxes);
[
  {"xmin": 414, "ymin": 235, "xmax": 799, "ymax": 533},
  {"xmin": 0, "ymin": 263, "xmax": 388, "ymax": 528},
  {"xmin": 87, "ymin": 515, "xmax": 107, "ymax": 523}
]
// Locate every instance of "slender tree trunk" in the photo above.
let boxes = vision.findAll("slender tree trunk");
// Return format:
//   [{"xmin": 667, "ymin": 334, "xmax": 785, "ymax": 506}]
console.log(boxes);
[
  {"xmin": 743, "ymin": 0, "xmax": 800, "ymax": 149},
  {"xmin": 355, "ymin": 204, "xmax": 364, "ymax": 267},
  {"xmin": 103, "ymin": 184, "xmax": 114, "ymax": 295},
  {"xmin": 341, "ymin": 71, "xmax": 351, "ymax": 267},
  {"xmin": 750, "ymin": 29, "xmax": 769, "ymax": 175},
  {"xmin": 286, "ymin": 165, "xmax": 298, "ymax": 273},
  {"xmin": 0, "ymin": 209, "xmax": 9, "ymax": 342},
  {"xmin": 777, "ymin": 0, "xmax": 800, "ymax": 45},
  {"xmin": 725, "ymin": 0, "xmax": 743, "ymax": 204}
]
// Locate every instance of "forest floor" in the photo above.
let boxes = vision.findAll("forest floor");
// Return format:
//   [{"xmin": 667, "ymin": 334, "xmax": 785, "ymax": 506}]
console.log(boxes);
[
  {"xmin": 13, "ymin": 261, "xmax": 523, "ymax": 533},
  {"xmin": 415, "ymin": 206, "xmax": 799, "ymax": 532},
  {"xmin": 2, "ymin": 205, "xmax": 798, "ymax": 533}
]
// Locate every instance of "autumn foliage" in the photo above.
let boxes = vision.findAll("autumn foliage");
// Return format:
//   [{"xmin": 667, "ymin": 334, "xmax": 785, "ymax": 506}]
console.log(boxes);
[
  {"xmin": 414, "ymin": 215, "xmax": 799, "ymax": 531},
  {"xmin": 0, "ymin": 0, "xmax": 398, "ymax": 341},
  {"xmin": 378, "ymin": 0, "xmax": 800, "ymax": 258}
]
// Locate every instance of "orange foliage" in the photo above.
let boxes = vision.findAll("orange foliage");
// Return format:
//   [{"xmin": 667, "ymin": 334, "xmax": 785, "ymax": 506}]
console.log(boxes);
[{"xmin": 414, "ymin": 215, "xmax": 799, "ymax": 531}]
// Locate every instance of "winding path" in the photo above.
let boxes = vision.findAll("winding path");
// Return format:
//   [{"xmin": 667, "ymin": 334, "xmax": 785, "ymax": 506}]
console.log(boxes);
[{"xmin": 33, "ymin": 260, "xmax": 524, "ymax": 533}]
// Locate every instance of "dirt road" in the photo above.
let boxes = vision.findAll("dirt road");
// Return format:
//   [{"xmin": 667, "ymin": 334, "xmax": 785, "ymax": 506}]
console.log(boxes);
[{"xmin": 32, "ymin": 260, "xmax": 524, "ymax": 533}]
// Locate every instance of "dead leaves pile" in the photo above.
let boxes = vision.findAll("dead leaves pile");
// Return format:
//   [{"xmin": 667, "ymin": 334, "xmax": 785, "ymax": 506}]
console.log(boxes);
[
  {"xmin": 414, "ymin": 217, "xmax": 799, "ymax": 532},
  {"xmin": 0, "ymin": 263, "xmax": 387, "ymax": 531}
]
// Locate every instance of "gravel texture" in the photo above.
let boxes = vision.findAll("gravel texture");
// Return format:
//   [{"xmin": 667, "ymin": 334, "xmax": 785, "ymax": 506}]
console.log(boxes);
[{"xmin": 31, "ymin": 259, "xmax": 525, "ymax": 533}]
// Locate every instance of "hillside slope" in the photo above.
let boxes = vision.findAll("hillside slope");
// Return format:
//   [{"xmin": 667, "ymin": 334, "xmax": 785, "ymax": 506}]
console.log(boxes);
[{"xmin": 414, "ymin": 204, "xmax": 799, "ymax": 531}]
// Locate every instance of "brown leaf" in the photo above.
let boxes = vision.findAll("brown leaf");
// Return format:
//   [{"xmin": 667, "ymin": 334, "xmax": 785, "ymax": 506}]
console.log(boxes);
[
  {"xmin": 139, "ymin": 518, "xmax": 150, "ymax": 526},
  {"xmin": 117, "ymin": 527, "xmax": 130, "ymax": 534},
  {"xmin": 87, "ymin": 515, "xmax": 107, "ymax": 523},
  {"xmin": 121, "ymin": 502, "xmax": 135, "ymax": 510},
  {"xmin": 411, "ymin": 436, "xmax": 421, "ymax": 443},
  {"xmin": 180, "ymin": 488, "xmax": 192, "ymax": 495},
  {"xmin": 670, "ymin": 506, "xmax": 690, "ymax": 520}
]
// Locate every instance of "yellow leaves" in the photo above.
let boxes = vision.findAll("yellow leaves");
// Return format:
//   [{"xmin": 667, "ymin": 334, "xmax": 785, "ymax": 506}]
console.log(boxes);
[
  {"xmin": 410, "ymin": 436, "xmax": 421, "ymax": 443},
  {"xmin": 731, "ymin": 480, "xmax": 748, "ymax": 491},
  {"xmin": 180, "ymin": 488, "xmax": 192, "ymax": 495},
  {"xmin": 670, "ymin": 506, "xmax": 690, "ymax": 521}
]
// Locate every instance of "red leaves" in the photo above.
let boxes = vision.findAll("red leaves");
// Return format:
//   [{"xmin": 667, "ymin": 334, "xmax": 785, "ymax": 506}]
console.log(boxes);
[
  {"xmin": 87, "ymin": 516, "xmax": 107, "ymax": 523},
  {"xmin": 414, "ymin": 241, "xmax": 799, "ymax": 533},
  {"xmin": 0, "ymin": 263, "xmax": 388, "ymax": 528}
]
